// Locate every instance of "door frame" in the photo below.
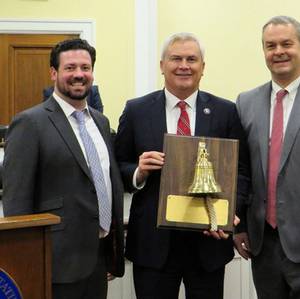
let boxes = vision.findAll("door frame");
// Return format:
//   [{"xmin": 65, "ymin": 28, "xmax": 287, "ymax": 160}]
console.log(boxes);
[
  {"xmin": 0, "ymin": 19, "xmax": 94, "ymax": 44},
  {"xmin": 0, "ymin": 19, "xmax": 95, "ymax": 82}
]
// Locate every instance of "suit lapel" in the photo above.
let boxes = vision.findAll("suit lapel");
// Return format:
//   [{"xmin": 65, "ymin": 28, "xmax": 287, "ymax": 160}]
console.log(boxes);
[
  {"xmin": 280, "ymin": 86, "xmax": 300, "ymax": 171},
  {"xmin": 44, "ymin": 97, "xmax": 92, "ymax": 181},
  {"xmin": 254, "ymin": 83, "xmax": 272, "ymax": 181},
  {"xmin": 149, "ymin": 91, "xmax": 167, "ymax": 150},
  {"xmin": 195, "ymin": 91, "xmax": 213, "ymax": 136}
]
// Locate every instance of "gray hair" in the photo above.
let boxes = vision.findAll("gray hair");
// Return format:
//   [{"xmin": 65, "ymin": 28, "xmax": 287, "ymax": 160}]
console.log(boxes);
[
  {"xmin": 160, "ymin": 32, "xmax": 205, "ymax": 61},
  {"xmin": 262, "ymin": 15, "xmax": 300, "ymax": 42}
]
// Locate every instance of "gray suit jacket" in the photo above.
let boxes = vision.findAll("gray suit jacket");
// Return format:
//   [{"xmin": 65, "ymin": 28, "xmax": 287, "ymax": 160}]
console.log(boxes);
[
  {"xmin": 2, "ymin": 97, "xmax": 124, "ymax": 283},
  {"xmin": 236, "ymin": 82, "xmax": 300, "ymax": 262}
]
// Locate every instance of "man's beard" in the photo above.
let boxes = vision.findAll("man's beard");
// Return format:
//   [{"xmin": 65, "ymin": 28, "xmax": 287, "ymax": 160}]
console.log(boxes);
[
  {"xmin": 61, "ymin": 89, "xmax": 90, "ymax": 100},
  {"xmin": 57, "ymin": 79, "xmax": 91, "ymax": 100}
]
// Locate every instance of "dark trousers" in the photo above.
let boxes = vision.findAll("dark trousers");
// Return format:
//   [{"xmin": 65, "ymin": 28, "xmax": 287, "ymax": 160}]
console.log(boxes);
[
  {"xmin": 133, "ymin": 231, "xmax": 225, "ymax": 299},
  {"xmin": 52, "ymin": 239, "xmax": 107, "ymax": 299},
  {"xmin": 252, "ymin": 222, "xmax": 300, "ymax": 299}
]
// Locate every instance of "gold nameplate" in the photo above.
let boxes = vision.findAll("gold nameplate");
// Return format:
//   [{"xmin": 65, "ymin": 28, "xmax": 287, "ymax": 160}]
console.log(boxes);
[{"xmin": 166, "ymin": 195, "xmax": 228, "ymax": 225}]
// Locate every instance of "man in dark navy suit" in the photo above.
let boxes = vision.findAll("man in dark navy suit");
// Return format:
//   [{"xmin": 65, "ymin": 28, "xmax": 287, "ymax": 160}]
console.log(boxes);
[{"xmin": 115, "ymin": 32, "xmax": 249, "ymax": 299}]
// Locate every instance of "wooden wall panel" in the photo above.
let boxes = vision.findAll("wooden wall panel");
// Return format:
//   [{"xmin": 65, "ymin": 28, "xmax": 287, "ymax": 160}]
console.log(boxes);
[{"xmin": 0, "ymin": 34, "xmax": 78, "ymax": 125}]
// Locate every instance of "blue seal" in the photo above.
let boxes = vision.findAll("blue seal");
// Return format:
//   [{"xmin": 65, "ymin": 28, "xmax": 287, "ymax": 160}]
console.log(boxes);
[{"xmin": 0, "ymin": 269, "xmax": 23, "ymax": 299}]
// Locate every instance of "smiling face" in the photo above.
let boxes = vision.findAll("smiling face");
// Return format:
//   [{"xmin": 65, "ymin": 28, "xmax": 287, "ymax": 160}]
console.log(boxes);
[
  {"xmin": 50, "ymin": 49, "xmax": 94, "ymax": 107},
  {"xmin": 160, "ymin": 40, "xmax": 205, "ymax": 100},
  {"xmin": 263, "ymin": 23, "xmax": 300, "ymax": 87}
]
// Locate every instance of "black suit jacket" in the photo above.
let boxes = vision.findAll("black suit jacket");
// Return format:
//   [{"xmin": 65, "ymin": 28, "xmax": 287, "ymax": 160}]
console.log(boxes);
[
  {"xmin": 3, "ymin": 97, "xmax": 124, "ymax": 283},
  {"xmin": 115, "ymin": 90, "xmax": 249, "ymax": 271}
]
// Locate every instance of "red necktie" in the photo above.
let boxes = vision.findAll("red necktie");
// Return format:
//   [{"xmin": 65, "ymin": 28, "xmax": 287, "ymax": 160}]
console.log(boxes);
[
  {"xmin": 266, "ymin": 89, "xmax": 288, "ymax": 228},
  {"xmin": 177, "ymin": 101, "xmax": 191, "ymax": 136}
]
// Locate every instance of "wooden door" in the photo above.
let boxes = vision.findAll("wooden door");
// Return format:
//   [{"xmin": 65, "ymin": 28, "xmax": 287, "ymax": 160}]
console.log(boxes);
[{"xmin": 0, "ymin": 34, "xmax": 79, "ymax": 125}]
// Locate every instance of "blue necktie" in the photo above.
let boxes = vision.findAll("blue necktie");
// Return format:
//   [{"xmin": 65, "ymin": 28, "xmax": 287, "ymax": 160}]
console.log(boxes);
[{"xmin": 73, "ymin": 110, "xmax": 111, "ymax": 232}]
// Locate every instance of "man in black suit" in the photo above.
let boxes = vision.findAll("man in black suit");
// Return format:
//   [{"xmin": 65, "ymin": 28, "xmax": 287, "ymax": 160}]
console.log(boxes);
[
  {"xmin": 115, "ymin": 32, "xmax": 249, "ymax": 299},
  {"xmin": 3, "ymin": 38, "xmax": 124, "ymax": 299}
]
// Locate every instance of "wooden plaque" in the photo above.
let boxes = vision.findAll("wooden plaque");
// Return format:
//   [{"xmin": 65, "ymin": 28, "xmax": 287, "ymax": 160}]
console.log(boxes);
[{"xmin": 157, "ymin": 134, "xmax": 239, "ymax": 232}]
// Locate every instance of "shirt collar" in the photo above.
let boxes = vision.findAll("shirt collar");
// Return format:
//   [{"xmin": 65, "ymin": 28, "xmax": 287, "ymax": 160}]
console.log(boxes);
[
  {"xmin": 52, "ymin": 92, "xmax": 90, "ymax": 118},
  {"xmin": 164, "ymin": 88, "xmax": 198, "ymax": 111},
  {"xmin": 272, "ymin": 76, "xmax": 300, "ymax": 95}
]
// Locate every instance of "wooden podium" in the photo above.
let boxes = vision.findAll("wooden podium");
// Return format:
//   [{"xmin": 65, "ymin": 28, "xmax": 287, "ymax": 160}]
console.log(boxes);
[{"xmin": 0, "ymin": 213, "xmax": 60, "ymax": 299}]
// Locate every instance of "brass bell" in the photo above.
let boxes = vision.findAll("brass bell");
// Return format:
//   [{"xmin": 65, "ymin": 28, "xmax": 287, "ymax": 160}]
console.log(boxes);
[{"xmin": 188, "ymin": 141, "xmax": 221, "ymax": 196}]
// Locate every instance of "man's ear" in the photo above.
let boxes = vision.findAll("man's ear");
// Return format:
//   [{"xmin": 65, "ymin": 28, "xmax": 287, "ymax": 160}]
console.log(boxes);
[
  {"xmin": 201, "ymin": 62, "xmax": 205, "ymax": 76},
  {"xmin": 160, "ymin": 60, "xmax": 164, "ymax": 75},
  {"xmin": 50, "ymin": 67, "xmax": 57, "ymax": 81}
]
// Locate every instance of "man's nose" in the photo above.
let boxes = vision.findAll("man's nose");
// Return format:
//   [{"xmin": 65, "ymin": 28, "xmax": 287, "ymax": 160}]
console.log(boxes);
[
  {"xmin": 274, "ymin": 45, "xmax": 285, "ymax": 55},
  {"xmin": 179, "ymin": 59, "xmax": 189, "ymax": 69},
  {"xmin": 73, "ymin": 67, "xmax": 84, "ymax": 78}
]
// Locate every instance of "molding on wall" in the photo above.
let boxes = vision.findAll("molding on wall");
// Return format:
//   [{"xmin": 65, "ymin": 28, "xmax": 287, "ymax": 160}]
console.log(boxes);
[
  {"xmin": 0, "ymin": 19, "xmax": 95, "ymax": 45},
  {"xmin": 135, "ymin": 0, "xmax": 157, "ymax": 97}
]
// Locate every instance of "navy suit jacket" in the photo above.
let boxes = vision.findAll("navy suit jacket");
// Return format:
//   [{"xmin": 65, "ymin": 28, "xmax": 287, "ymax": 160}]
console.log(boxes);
[{"xmin": 115, "ymin": 90, "xmax": 249, "ymax": 271}]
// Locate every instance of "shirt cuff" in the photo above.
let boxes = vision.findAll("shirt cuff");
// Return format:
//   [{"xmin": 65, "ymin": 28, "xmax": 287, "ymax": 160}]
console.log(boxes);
[{"xmin": 133, "ymin": 167, "xmax": 146, "ymax": 190}]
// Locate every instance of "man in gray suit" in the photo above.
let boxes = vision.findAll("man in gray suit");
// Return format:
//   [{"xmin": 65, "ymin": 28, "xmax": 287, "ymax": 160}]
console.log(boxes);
[
  {"xmin": 2, "ymin": 39, "xmax": 124, "ymax": 299},
  {"xmin": 235, "ymin": 16, "xmax": 300, "ymax": 299}
]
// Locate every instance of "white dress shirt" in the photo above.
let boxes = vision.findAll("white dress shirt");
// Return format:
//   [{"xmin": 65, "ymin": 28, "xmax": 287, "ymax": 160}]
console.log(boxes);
[{"xmin": 165, "ymin": 88, "xmax": 197, "ymax": 135}]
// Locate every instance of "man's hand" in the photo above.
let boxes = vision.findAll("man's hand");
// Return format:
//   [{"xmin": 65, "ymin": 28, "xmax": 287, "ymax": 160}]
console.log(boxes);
[
  {"xmin": 136, "ymin": 151, "xmax": 165, "ymax": 184},
  {"xmin": 203, "ymin": 229, "xmax": 231, "ymax": 240},
  {"xmin": 203, "ymin": 215, "xmax": 240, "ymax": 240},
  {"xmin": 234, "ymin": 232, "xmax": 251, "ymax": 260},
  {"xmin": 107, "ymin": 272, "xmax": 115, "ymax": 281}
]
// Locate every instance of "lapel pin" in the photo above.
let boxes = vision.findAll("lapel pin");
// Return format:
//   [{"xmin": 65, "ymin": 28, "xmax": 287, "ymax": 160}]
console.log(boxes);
[{"xmin": 203, "ymin": 108, "xmax": 211, "ymax": 115}]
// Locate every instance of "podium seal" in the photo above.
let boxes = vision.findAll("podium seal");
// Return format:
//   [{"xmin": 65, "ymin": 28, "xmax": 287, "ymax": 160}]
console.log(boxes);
[{"xmin": 0, "ymin": 269, "xmax": 23, "ymax": 299}]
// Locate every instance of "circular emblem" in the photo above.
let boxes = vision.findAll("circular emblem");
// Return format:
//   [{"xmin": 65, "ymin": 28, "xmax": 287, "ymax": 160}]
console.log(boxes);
[
  {"xmin": 203, "ymin": 108, "xmax": 211, "ymax": 115},
  {"xmin": 0, "ymin": 269, "xmax": 23, "ymax": 299}
]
